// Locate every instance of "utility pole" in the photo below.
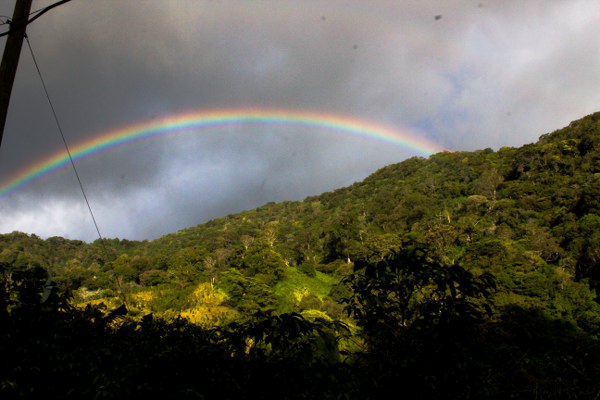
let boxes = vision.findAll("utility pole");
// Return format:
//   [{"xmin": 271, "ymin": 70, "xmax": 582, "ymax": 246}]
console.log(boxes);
[{"xmin": 0, "ymin": 0, "xmax": 33, "ymax": 149}]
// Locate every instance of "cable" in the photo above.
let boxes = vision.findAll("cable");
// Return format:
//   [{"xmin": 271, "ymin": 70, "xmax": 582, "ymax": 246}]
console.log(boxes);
[
  {"xmin": 24, "ymin": 34, "xmax": 107, "ymax": 250},
  {"xmin": 0, "ymin": 0, "xmax": 73, "ymax": 38},
  {"xmin": 30, "ymin": 4, "xmax": 57, "ymax": 16}
]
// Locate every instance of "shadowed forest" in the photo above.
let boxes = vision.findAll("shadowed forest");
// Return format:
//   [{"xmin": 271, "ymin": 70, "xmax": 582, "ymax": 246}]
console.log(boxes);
[{"xmin": 2, "ymin": 112, "xmax": 600, "ymax": 398}]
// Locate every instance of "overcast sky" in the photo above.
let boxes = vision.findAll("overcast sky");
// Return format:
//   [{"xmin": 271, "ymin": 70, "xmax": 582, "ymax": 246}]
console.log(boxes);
[{"xmin": 0, "ymin": 0, "xmax": 598, "ymax": 242}]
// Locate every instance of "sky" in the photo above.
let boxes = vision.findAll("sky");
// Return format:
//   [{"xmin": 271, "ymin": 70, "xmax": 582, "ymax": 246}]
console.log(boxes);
[{"xmin": 0, "ymin": 0, "xmax": 599, "ymax": 242}]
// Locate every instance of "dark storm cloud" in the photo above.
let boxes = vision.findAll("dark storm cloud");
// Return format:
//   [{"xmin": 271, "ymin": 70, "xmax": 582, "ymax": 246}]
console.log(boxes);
[{"xmin": 0, "ymin": 0, "xmax": 599, "ymax": 240}]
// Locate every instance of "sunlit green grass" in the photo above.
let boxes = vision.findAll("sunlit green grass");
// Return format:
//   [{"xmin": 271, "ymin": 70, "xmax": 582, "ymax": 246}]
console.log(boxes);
[
  {"xmin": 275, "ymin": 267, "xmax": 339, "ymax": 299},
  {"xmin": 274, "ymin": 267, "xmax": 340, "ymax": 313}
]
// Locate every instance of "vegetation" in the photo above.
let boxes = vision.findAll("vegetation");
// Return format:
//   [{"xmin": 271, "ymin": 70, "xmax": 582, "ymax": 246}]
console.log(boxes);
[{"xmin": 2, "ymin": 111, "xmax": 600, "ymax": 398}]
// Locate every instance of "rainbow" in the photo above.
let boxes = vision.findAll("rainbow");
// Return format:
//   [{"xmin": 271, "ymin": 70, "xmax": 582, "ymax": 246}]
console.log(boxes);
[{"xmin": 0, "ymin": 108, "xmax": 445, "ymax": 198}]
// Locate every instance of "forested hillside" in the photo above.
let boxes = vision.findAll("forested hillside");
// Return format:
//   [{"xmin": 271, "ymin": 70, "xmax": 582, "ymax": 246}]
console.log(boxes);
[{"xmin": 2, "ymin": 112, "xmax": 600, "ymax": 398}]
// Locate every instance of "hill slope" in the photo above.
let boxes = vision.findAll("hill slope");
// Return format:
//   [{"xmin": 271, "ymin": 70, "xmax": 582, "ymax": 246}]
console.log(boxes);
[{"xmin": 2, "ymin": 111, "xmax": 600, "ymax": 325}]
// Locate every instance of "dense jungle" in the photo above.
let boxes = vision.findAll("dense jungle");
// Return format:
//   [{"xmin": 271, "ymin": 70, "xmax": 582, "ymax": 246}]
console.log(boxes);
[{"xmin": 2, "ymin": 112, "xmax": 600, "ymax": 399}]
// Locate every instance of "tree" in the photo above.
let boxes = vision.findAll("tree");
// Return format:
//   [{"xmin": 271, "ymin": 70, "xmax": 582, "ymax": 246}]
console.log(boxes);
[
  {"xmin": 343, "ymin": 246, "xmax": 495, "ymax": 352},
  {"xmin": 354, "ymin": 233, "xmax": 402, "ymax": 263},
  {"xmin": 341, "ymin": 246, "xmax": 496, "ymax": 398},
  {"xmin": 111, "ymin": 254, "xmax": 138, "ymax": 283},
  {"xmin": 219, "ymin": 269, "xmax": 276, "ymax": 312},
  {"xmin": 238, "ymin": 245, "xmax": 286, "ymax": 284},
  {"xmin": 575, "ymin": 214, "xmax": 600, "ymax": 290},
  {"xmin": 168, "ymin": 247, "xmax": 207, "ymax": 286}
]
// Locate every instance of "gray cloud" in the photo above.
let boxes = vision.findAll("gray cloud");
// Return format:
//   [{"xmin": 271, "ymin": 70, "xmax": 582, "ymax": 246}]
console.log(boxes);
[{"xmin": 0, "ymin": 0, "xmax": 598, "ymax": 241}]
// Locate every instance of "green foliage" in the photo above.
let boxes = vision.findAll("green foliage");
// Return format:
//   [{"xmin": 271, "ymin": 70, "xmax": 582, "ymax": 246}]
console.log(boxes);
[
  {"xmin": 1, "ymin": 268, "xmax": 352, "ymax": 399},
  {"xmin": 138, "ymin": 269, "xmax": 167, "ymax": 286},
  {"xmin": 1, "ymin": 262, "xmax": 42, "ymax": 314},
  {"xmin": 147, "ymin": 284, "xmax": 197, "ymax": 311},
  {"xmin": 298, "ymin": 260, "xmax": 317, "ymax": 276},
  {"xmin": 3, "ymin": 112, "xmax": 600, "ymax": 398},
  {"xmin": 237, "ymin": 245, "xmax": 286, "ymax": 283},
  {"xmin": 355, "ymin": 233, "xmax": 402, "ymax": 262},
  {"xmin": 167, "ymin": 246, "xmax": 207, "ymax": 285},
  {"xmin": 111, "ymin": 254, "xmax": 138, "ymax": 282},
  {"xmin": 219, "ymin": 269, "xmax": 276, "ymax": 312},
  {"xmin": 219, "ymin": 310, "xmax": 348, "ymax": 365},
  {"xmin": 274, "ymin": 267, "xmax": 338, "ymax": 313},
  {"xmin": 343, "ymin": 246, "xmax": 495, "ymax": 351}
]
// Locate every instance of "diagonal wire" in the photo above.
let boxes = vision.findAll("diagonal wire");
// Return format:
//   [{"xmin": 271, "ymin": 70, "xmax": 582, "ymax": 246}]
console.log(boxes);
[{"xmin": 24, "ymin": 34, "xmax": 106, "ymax": 247}]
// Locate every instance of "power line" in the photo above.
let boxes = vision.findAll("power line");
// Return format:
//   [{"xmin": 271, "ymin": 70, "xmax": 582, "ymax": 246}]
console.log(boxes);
[
  {"xmin": 0, "ymin": 0, "xmax": 72, "ymax": 38},
  {"xmin": 24, "ymin": 33, "xmax": 106, "ymax": 248},
  {"xmin": 29, "ymin": 3, "xmax": 62, "ymax": 16}
]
